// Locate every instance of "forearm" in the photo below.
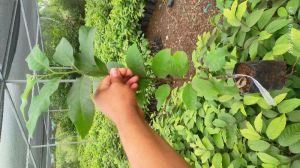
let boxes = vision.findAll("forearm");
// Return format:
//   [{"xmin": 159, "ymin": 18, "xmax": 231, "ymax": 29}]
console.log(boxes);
[{"xmin": 116, "ymin": 110, "xmax": 190, "ymax": 168}]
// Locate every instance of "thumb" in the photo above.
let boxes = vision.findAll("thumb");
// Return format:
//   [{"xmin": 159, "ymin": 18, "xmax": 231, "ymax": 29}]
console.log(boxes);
[{"xmin": 110, "ymin": 68, "xmax": 123, "ymax": 83}]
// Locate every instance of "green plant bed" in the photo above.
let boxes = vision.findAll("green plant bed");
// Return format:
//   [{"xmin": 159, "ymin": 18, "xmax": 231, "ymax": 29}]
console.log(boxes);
[
  {"xmin": 85, "ymin": 0, "xmax": 149, "ymax": 63},
  {"xmin": 151, "ymin": 0, "xmax": 300, "ymax": 167}
]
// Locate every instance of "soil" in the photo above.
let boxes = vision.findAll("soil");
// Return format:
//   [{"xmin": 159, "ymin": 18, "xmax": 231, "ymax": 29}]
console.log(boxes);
[{"xmin": 146, "ymin": 0, "xmax": 218, "ymax": 76}]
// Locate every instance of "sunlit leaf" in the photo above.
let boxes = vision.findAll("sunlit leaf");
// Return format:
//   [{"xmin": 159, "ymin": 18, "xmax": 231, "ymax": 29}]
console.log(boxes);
[
  {"xmin": 266, "ymin": 114, "xmax": 286, "ymax": 139},
  {"xmin": 155, "ymin": 84, "xmax": 171, "ymax": 110},
  {"xmin": 126, "ymin": 43, "xmax": 146, "ymax": 77}
]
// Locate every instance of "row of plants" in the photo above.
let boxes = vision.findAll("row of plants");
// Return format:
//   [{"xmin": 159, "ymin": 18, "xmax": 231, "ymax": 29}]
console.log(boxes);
[{"xmin": 151, "ymin": 0, "xmax": 300, "ymax": 167}]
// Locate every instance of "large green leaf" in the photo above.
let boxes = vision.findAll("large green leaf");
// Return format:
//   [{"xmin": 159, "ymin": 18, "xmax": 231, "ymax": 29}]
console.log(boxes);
[
  {"xmin": 152, "ymin": 49, "xmax": 172, "ymax": 78},
  {"xmin": 240, "ymin": 122, "xmax": 261, "ymax": 140},
  {"xmin": 223, "ymin": 9, "xmax": 241, "ymax": 27},
  {"xmin": 155, "ymin": 84, "xmax": 171, "ymax": 110},
  {"xmin": 182, "ymin": 83, "xmax": 197, "ymax": 110},
  {"xmin": 246, "ymin": 9, "xmax": 264, "ymax": 27},
  {"xmin": 291, "ymin": 28, "xmax": 300, "ymax": 51},
  {"xmin": 254, "ymin": 112, "xmax": 263, "ymax": 133},
  {"xmin": 126, "ymin": 43, "xmax": 146, "ymax": 77},
  {"xmin": 257, "ymin": 152, "xmax": 280, "ymax": 165},
  {"xmin": 67, "ymin": 77, "xmax": 95, "ymax": 138},
  {"xmin": 243, "ymin": 94, "xmax": 261, "ymax": 105},
  {"xmin": 26, "ymin": 45, "xmax": 50, "ymax": 72},
  {"xmin": 79, "ymin": 26, "xmax": 96, "ymax": 60},
  {"xmin": 26, "ymin": 78, "xmax": 60, "ymax": 137},
  {"xmin": 278, "ymin": 98, "xmax": 300, "ymax": 113},
  {"xmin": 286, "ymin": 0, "xmax": 299, "ymax": 15},
  {"xmin": 236, "ymin": 0, "xmax": 247, "ymax": 20},
  {"xmin": 292, "ymin": 160, "xmax": 300, "ymax": 168},
  {"xmin": 170, "ymin": 51, "xmax": 189, "ymax": 77},
  {"xmin": 20, "ymin": 75, "xmax": 37, "ymax": 121},
  {"xmin": 278, "ymin": 123, "xmax": 300, "ymax": 146},
  {"xmin": 204, "ymin": 47, "xmax": 229, "ymax": 71},
  {"xmin": 212, "ymin": 153, "xmax": 223, "ymax": 168},
  {"xmin": 265, "ymin": 19, "xmax": 290, "ymax": 33},
  {"xmin": 266, "ymin": 114, "xmax": 286, "ymax": 139},
  {"xmin": 76, "ymin": 26, "xmax": 101, "ymax": 76},
  {"xmin": 192, "ymin": 77, "xmax": 219, "ymax": 99},
  {"xmin": 248, "ymin": 140, "xmax": 270, "ymax": 151},
  {"xmin": 53, "ymin": 38, "xmax": 74, "ymax": 66},
  {"xmin": 289, "ymin": 140, "xmax": 300, "ymax": 153},
  {"xmin": 94, "ymin": 57, "xmax": 108, "ymax": 75},
  {"xmin": 106, "ymin": 61, "xmax": 125, "ymax": 71},
  {"xmin": 272, "ymin": 34, "xmax": 290, "ymax": 56},
  {"xmin": 258, "ymin": 7, "xmax": 278, "ymax": 29}
]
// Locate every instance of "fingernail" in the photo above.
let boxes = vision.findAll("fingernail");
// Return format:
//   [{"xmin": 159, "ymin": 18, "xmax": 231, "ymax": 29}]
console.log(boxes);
[{"xmin": 110, "ymin": 68, "xmax": 118, "ymax": 77}]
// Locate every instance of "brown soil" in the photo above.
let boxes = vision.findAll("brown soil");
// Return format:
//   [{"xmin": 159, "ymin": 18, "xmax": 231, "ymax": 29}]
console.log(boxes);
[{"xmin": 146, "ymin": 0, "xmax": 218, "ymax": 58}]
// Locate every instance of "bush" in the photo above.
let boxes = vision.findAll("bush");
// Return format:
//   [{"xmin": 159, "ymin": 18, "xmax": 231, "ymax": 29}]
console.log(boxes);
[
  {"xmin": 85, "ymin": 0, "xmax": 148, "ymax": 63},
  {"xmin": 151, "ymin": 0, "xmax": 300, "ymax": 167},
  {"xmin": 78, "ymin": 112, "xmax": 129, "ymax": 168}
]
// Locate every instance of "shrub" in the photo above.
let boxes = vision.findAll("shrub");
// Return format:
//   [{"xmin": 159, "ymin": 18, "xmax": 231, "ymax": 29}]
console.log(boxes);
[
  {"xmin": 85, "ymin": 0, "xmax": 148, "ymax": 63},
  {"xmin": 151, "ymin": 0, "xmax": 300, "ymax": 167}
]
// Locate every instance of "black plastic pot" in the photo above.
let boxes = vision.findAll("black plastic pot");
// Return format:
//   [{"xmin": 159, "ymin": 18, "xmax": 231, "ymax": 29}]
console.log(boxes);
[{"xmin": 233, "ymin": 61, "xmax": 287, "ymax": 94}]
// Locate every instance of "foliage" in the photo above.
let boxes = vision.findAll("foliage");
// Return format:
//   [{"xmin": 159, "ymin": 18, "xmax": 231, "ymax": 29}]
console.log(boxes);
[
  {"xmin": 78, "ymin": 112, "xmax": 129, "ymax": 168},
  {"xmin": 85, "ymin": 0, "xmax": 149, "ymax": 63},
  {"xmin": 150, "ymin": 0, "xmax": 300, "ymax": 167},
  {"xmin": 39, "ymin": 0, "xmax": 85, "ymax": 57}
]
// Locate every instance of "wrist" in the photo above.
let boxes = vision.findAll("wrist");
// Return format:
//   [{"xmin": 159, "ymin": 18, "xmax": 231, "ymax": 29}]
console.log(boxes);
[{"xmin": 115, "ymin": 109, "xmax": 144, "ymax": 131}]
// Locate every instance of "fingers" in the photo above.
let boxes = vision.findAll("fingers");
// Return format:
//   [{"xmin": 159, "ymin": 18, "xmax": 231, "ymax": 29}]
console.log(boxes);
[
  {"xmin": 110, "ymin": 68, "xmax": 123, "ymax": 83},
  {"xmin": 126, "ymin": 76, "xmax": 139, "ymax": 85},
  {"xmin": 100, "ymin": 76, "xmax": 111, "ymax": 90},
  {"xmin": 130, "ymin": 83, "xmax": 138, "ymax": 91}
]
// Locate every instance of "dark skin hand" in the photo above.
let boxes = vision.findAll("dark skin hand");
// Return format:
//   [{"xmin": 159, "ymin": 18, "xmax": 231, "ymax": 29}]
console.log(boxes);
[{"xmin": 93, "ymin": 68, "xmax": 191, "ymax": 168}]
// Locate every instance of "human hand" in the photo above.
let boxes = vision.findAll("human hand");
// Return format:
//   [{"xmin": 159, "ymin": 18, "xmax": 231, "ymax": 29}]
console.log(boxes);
[{"xmin": 93, "ymin": 68, "xmax": 143, "ymax": 125}]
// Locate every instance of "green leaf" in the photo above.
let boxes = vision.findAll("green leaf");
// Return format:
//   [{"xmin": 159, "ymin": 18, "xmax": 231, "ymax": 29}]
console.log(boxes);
[
  {"xmin": 79, "ymin": 26, "xmax": 96, "ymax": 60},
  {"xmin": 246, "ymin": 9, "xmax": 264, "ymax": 27},
  {"xmin": 212, "ymin": 153, "xmax": 223, "ymax": 168},
  {"xmin": 274, "ymin": 93, "xmax": 287, "ymax": 105},
  {"xmin": 218, "ymin": 95, "xmax": 233, "ymax": 102},
  {"xmin": 25, "ymin": 45, "xmax": 50, "ymax": 72},
  {"xmin": 249, "ymin": 40, "xmax": 259, "ymax": 60},
  {"xmin": 155, "ymin": 84, "xmax": 171, "ymax": 110},
  {"xmin": 240, "ymin": 122, "xmax": 261, "ymax": 140},
  {"xmin": 257, "ymin": 152, "xmax": 280, "ymax": 165},
  {"xmin": 291, "ymin": 160, "xmax": 300, "ymax": 168},
  {"xmin": 230, "ymin": 0, "xmax": 238, "ymax": 13},
  {"xmin": 291, "ymin": 28, "xmax": 300, "ymax": 51},
  {"xmin": 289, "ymin": 140, "xmax": 300, "ymax": 153},
  {"xmin": 272, "ymin": 34, "xmax": 290, "ymax": 56},
  {"xmin": 170, "ymin": 51, "xmax": 189, "ymax": 77},
  {"xmin": 278, "ymin": 98, "xmax": 300, "ymax": 113},
  {"xmin": 192, "ymin": 77, "xmax": 219, "ymax": 99},
  {"xmin": 278, "ymin": 123, "xmax": 300, "ymax": 146},
  {"xmin": 152, "ymin": 49, "xmax": 172, "ymax": 78},
  {"xmin": 277, "ymin": 7, "xmax": 288, "ymax": 17},
  {"xmin": 76, "ymin": 26, "xmax": 101, "ymax": 77},
  {"xmin": 20, "ymin": 75, "xmax": 37, "ymax": 121},
  {"xmin": 182, "ymin": 84, "xmax": 197, "ymax": 110},
  {"xmin": 248, "ymin": 140, "xmax": 270, "ymax": 151},
  {"xmin": 53, "ymin": 38, "xmax": 74, "ymax": 66},
  {"xmin": 213, "ymin": 133, "xmax": 224, "ymax": 149},
  {"xmin": 26, "ymin": 78, "xmax": 60, "ymax": 137},
  {"xmin": 287, "ymin": 110, "xmax": 300, "ymax": 122},
  {"xmin": 265, "ymin": 19, "xmax": 290, "ymax": 33},
  {"xmin": 67, "ymin": 77, "xmax": 95, "ymax": 138},
  {"xmin": 266, "ymin": 114, "xmax": 286, "ymax": 139},
  {"xmin": 286, "ymin": 0, "xmax": 299, "ymax": 15},
  {"xmin": 258, "ymin": 31, "xmax": 272, "ymax": 41},
  {"xmin": 213, "ymin": 119, "xmax": 227, "ymax": 128},
  {"xmin": 236, "ymin": 0, "xmax": 248, "ymax": 20},
  {"xmin": 254, "ymin": 112, "xmax": 263, "ymax": 133},
  {"xmin": 243, "ymin": 94, "xmax": 261, "ymax": 105},
  {"xmin": 94, "ymin": 57, "xmax": 108, "ymax": 75},
  {"xmin": 223, "ymin": 9, "xmax": 241, "ymax": 27},
  {"xmin": 204, "ymin": 47, "xmax": 229, "ymax": 71},
  {"xmin": 106, "ymin": 61, "xmax": 125, "ymax": 71},
  {"xmin": 126, "ymin": 43, "xmax": 146, "ymax": 77},
  {"xmin": 258, "ymin": 7, "xmax": 278, "ymax": 29}
]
